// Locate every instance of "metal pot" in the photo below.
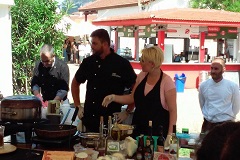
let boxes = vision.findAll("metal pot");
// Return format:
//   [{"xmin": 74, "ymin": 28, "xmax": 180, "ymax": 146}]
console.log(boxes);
[
  {"xmin": 111, "ymin": 124, "xmax": 134, "ymax": 140},
  {"xmin": 0, "ymin": 95, "xmax": 41, "ymax": 122},
  {"xmin": 78, "ymin": 132, "xmax": 101, "ymax": 148}
]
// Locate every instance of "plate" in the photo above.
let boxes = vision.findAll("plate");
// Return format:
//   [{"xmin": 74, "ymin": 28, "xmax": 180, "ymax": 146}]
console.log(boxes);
[{"xmin": 0, "ymin": 143, "xmax": 17, "ymax": 154}]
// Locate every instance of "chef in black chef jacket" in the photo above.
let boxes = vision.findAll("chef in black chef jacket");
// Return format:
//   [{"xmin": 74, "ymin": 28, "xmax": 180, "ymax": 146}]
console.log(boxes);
[
  {"xmin": 31, "ymin": 44, "xmax": 70, "ymax": 116},
  {"xmin": 71, "ymin": 29, "xmax": 136, "ymax": 132}
]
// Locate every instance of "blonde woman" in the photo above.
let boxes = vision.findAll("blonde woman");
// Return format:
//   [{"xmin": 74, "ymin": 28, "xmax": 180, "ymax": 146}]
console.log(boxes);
[{"xmin": 102, "ymin": 46, "xmax": 177, "ymax": 146}]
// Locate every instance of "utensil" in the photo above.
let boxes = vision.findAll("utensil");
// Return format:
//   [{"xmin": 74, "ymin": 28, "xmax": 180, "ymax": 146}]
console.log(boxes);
[
  {"xmin": 47, "ymin": 100, "xmax": 60, "ymax": 115},
  {"xmin": 60, "ymin": 108, "xmax": 71, "ymax": 125},
  {"xmin": 71, "ymin": 107, "xmax": 79, "ymax": 126}
]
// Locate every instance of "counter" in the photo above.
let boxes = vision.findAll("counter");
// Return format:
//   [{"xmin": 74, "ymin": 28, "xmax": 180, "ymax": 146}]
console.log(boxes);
[
  {"xmin": 130, "ymin": 61, "xmax": 240, "ymax": 89},
  {"xmin": 130, "ymin": 61, "xmax": 240, "ymax": 71}
]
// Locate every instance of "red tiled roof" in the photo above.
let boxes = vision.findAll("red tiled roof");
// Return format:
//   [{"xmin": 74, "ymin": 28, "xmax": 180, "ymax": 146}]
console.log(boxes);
[
  {"xmin": 79, "ymin": 0, "xmax": 139, "ymax": 11},
  {"xmin": 92, "ymin": 8, "xmax": 240, "ymax": 27},
  {"xmin": 69, "ymin": 14, "xmax": 97, "ymax": 23}
]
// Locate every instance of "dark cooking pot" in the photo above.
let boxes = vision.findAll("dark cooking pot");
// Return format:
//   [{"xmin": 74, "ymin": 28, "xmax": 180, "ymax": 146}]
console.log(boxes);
[
  {"xmin": 79, "ymin": 132, "xmax": 101, "ymax": 148},
  {"xmin": 1, "ymin": 95, "xmax": 41, "ymax": 122},
  {"xmin": 34, "ymin": 124, "xmax": 77, "ymax": 139}
]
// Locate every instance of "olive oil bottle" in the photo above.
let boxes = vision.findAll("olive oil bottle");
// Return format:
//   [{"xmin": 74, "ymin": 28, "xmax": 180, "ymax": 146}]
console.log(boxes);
[
  {"xmin": 105, "ymin": 116, "xmax": 120, "ymax": 155},
  {"xmin": 169, "ymin": 125, "xmax": 179, "ymax": 159}
]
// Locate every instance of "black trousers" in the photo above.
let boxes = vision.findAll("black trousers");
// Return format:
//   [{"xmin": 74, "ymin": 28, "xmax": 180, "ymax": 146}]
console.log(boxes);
[{"xmin": 201, "ymin": 118, "xmax": 232, "ymax": 133}]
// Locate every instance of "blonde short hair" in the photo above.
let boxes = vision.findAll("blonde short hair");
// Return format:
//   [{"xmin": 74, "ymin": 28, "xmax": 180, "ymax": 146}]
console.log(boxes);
[{"xmin": 141, "ymin": 46, "xmax": 164, "ymax": 68}]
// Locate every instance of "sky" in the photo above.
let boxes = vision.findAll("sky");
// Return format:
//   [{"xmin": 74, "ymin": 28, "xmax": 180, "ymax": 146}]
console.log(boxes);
[{"xmin": 55, "ymin": 0, "xmax": 63, "ymax": 4}]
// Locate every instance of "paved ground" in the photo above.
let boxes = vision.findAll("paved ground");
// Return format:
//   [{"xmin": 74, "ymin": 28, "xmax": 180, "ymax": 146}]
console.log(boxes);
[{"xmin": 67, "ymin": 64, "xmax": 240, "ymax": 134}]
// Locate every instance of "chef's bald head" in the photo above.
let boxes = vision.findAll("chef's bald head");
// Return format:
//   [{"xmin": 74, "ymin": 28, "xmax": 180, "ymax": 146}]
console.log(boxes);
[{"xmin": 212, "ymin": 57, "xmax": 225, "ymax": 68}]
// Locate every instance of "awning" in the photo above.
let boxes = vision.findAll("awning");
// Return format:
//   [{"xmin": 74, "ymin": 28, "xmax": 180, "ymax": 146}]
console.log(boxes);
[{"xmin": 92, "ymin": 8, "xmax": 240, "ymax": 27}]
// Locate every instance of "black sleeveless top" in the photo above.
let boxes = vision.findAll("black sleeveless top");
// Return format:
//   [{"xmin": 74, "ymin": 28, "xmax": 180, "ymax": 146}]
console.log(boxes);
[{"xmin": 132, "ymin": 70, "xmax": 169, "ymax": 138}]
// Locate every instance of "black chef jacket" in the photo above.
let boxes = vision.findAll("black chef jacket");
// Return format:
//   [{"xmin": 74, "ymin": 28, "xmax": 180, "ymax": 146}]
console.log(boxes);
[
  {"xmin": 31, "ymin": 57, "xmax": 69, "ymax": 101},
  {"xmin": 75, "ymin": 51, "xmax": 137, "ymax": 132}
]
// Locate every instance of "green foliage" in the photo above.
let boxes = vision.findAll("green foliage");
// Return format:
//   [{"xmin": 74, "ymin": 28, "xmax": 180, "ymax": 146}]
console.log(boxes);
[
  {"xmin": 61, "ymin": 0, "xmax": 77, "ymax": 14},
  {"xmin": 61, "ymin": 0, "xmax": 93, "ymax": 14},
  {"xmin": 190, "ymin": 0, "xmax": 240, "ymax": 12},
  {"xmin": 11, "ymin": 0, "xmax": 66, "ymax": 94}
]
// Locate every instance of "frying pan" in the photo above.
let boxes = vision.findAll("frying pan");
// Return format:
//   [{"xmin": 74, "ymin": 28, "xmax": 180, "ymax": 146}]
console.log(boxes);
[
  {"xmin": 34, "ymin": 124, "xmax": 77, "ymax": 139},
  {"xmin": 34, "ymin": 106, "xmax": 79, "ymax": 139}
]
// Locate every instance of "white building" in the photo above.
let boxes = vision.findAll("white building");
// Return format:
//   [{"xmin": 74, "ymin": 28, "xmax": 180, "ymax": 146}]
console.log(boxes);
[{"xmin": 0, "ymin": 0, "xmax": 15, "ymax": 97}]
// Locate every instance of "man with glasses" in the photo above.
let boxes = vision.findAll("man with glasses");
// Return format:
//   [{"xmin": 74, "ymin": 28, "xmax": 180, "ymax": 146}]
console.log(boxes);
[{"xmin": 31, "ymin": 44, "xmax": 69, "ymax": 111}]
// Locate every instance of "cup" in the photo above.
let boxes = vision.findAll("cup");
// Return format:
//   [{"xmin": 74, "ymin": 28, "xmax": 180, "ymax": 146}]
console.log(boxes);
[
  {"xmin": 0, "ymin": 125, "xmax": 5, "ymax": 148},
  {"xmin": 47, "ymin": 100, "xmax": 60, "ymax": 114}
]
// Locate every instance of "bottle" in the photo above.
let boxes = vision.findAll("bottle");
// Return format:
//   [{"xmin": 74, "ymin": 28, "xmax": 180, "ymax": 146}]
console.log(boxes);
[
  {"xmin": 98, "ymin": 116, "xmax": 105, "ymax": 156},
  {"xmin": 105, "ymin": 116, "xmax": 119, "ymax": 155},
  {"xmin": 144, "ymin": 138, "xmax": 153, "ymax": 160},
  {"xmin": 99, "ymin": 116, "xmax": 105, "ymax": 147},
  {"xmin": 157, "ymin": 125, "xmax": 165, "ymax": 153},
  {"xmin": 145, "ymin": 120, "xmax": 154, "ymax": 160},
  {"xmin": 169, "ymin": 125, "xmax": 179, "ymax": 159},
  {"xmin": 136, "ymin": 134, "xmax": 144, "ymax": 160},
  {"xmin": 111, "ymin": 114, "xmax": 121, "ymax": 141}
]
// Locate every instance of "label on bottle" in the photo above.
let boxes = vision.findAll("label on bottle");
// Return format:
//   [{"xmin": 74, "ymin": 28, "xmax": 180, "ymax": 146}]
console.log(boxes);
[
  {"xmin": 136, "ymin": 153, "xmax": 142, "ymax": 160},
  {"xmin": 144, "ymin": 152, "xmax": 152, "ymax": 160},
  {"xmin": 157, "ymin": 145, "xmax": 164, "ymax": 152},
  {"xmin": 107, "ymin": 141, "xmax": 120, "ymax": 152},
  {"xmin": 169, "ymin": 143, "xmax": 178, "ymax": 159}
]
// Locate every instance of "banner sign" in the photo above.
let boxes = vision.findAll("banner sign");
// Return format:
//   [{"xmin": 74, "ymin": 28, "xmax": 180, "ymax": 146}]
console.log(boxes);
[
  {"xmin": 206, "ymin": 27, "xmax": 237, "ymax": 39},
  {"xmin": 138, "ymin": 24, "xmax": 157, "ymax": 38},
  {"xmin": 167, "ymin": 24, "xmax": 199, "ymax": 38},
  {"xmin": 117, "ymin": 26, "xmax": 134, "ymax": 37}
]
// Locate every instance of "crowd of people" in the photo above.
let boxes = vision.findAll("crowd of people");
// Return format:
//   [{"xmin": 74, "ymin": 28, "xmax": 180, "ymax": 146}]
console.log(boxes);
[
  {"xmin": 63, "ymin": 38, "xmax": 91, "ymax": 64},
  {"xmin": 30, "ymin": 28, "xmax": 240, "ymax": 158}
]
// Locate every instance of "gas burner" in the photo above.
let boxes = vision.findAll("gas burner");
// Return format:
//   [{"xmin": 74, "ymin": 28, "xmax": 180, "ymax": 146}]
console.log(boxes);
[{"xmin": 32, "ymin": 135, "xmax": 79, "ymax": 146}]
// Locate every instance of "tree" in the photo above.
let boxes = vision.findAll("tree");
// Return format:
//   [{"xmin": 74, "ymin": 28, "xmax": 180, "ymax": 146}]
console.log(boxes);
[
  {"xmin": 61, "ymin": 0, "xmax": 93, "ymax": 14},
  {"xmin": 11, "ymin": 0, "xmax": 67, "ymax": 94},
  {"xmin": 190, "ymin": 0, "xmax": 240, "ymax": 12}
]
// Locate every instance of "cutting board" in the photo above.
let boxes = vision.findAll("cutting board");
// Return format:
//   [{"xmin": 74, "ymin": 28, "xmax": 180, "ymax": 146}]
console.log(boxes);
[{"xmin": 0, "ymin": 143, "xmax": 17, "ymax": 154}]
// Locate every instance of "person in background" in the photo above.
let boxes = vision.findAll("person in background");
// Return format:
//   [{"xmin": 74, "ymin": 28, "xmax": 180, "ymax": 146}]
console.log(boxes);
[
  {"xmin": 173, "ymin": 53, "xmax": 181, "ymax": 62},
  {"xmin": 102, "ymin": 46, "xmax": 177, "ymax": 147},
  {"xmin": 85, "ymin": 40, "xmax": 92, "ymax": 57},
  {"xmin": 78, "ymin": 41, "xmax": 86, "ymax": 64},
  {"xmin": 63, "ymin": 39, "xmax": 68, "ymax": 62},
  {"xmin": 110, "ymin": 40, "xmax": 115, "ymax": 51},
  {"xmin": 71, "ymin": 41, "xmax": 77, "ymax": 63},
  {"xmin": 74, "ymin": 40, "xmax": 80, "ymax": 64},
  {"xmin": 198, "ymin": 57, "xmax": 240, "ymax": 133},
  {"xmin": 66, "ymin": 40, "xmax": 71, "ymax": 63},
  {"xmin": 224, "ymin": 41, "xmax": 231, "ymax": 59},
  {"xmin": 196, "ymin": 121, "xmax": 240, "ymax": 160},
  {"xmin": 31, "ymin": 44, "xmax": 69, "ymax": 114},
  {"xmin": 204, "ymin": 48, "xmax": 210, "ymax": 62},
  {"xmin": 71, "ymin": 29, "xmax": 137, "ymax": 132}
]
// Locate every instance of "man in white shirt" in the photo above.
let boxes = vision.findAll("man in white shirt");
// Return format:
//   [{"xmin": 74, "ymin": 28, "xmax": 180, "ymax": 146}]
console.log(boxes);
[
  {"xmin": 78, "ymin": 41, "xmax": 86, "ymax": 64},
  {"xmin": 199, "ymin": 57, "xmax": 240, "ymax": 133}
]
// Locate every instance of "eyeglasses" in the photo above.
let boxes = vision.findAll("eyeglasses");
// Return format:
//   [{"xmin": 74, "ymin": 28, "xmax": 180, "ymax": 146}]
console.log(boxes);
[{"xmin": 41, "ymin": 59, "xmax": 53, "ymax": 63}]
